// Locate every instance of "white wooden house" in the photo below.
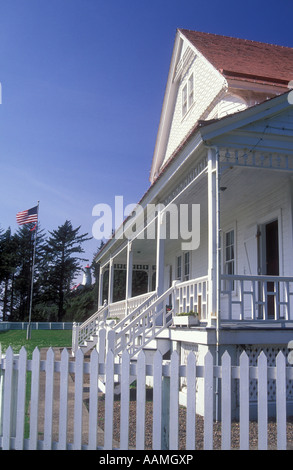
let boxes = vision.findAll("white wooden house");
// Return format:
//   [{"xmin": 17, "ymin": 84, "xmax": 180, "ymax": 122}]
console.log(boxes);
[{"xmin": 73, "ymin": 29, "xmax": 293, "ymax": 416}]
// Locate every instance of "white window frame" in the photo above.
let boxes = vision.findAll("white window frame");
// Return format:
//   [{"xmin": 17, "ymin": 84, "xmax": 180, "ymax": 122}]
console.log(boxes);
[
  {"xmin": 188, "ymin": 73, "xmax": 194, "ymax": 108},
  {"xmin": 223, "ymin": 225, "xmax": 236, "ymax": 292},
  {"xmin": 182, "ymin": 72, "xmax": 194, "ymax": 118},
  {"xmin": 176, "ymin": 255, "xmax": 182, "ymax": 280},
  {"xmin": 182, "ymin": 84, "xmax": 188, "ymax": 117},
  {"xmin": 175, "ymin": 251, "xmax": 191, "ymax": 281},
  {"xmin": 183, "ymin": 251, "xmax": 190, "ymax": 281}
]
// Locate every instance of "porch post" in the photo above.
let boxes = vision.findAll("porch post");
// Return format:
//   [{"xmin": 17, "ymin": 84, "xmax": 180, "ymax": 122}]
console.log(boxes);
[
  {"xmin": 108, "ymin": 258, "xmax": 114, "ymax": 305},
  {"xmin": 147, "ymin": 264, "xmax": 152, "ymax": 292},
  {"xmin": 156, "ymin": 210, "xmax": 165, "ymax": 325},
  {"xmin": 125, "ymin": 241, "xmax": 133, "ymax": 313},
  {"xmin": 98, "ymin": 265, "xmax": 104, "ymax": 308},
  {"xmin": 208, "ymin": 148, "xmax": 218, "ymax": 325}
]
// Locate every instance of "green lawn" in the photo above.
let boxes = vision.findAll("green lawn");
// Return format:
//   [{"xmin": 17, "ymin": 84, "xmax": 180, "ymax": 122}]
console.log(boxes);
[
  {"xmin": 0, "ymin": 329, "xmax": 72, "ymax": 358},
  {"xmin": 0, "ymin": 329, "xmax": 72, "ymax": 439}
]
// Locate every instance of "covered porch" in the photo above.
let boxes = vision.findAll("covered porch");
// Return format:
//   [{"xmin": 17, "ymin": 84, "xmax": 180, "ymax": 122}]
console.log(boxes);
[{"xmin": 96, "ymin": 145, "xmax": 293, "ymax": 330}]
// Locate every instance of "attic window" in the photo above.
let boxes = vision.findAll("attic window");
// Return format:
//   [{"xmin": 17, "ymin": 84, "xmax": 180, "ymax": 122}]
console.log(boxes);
[
  {"xmin": 188, "ymin": 74, "xmax": 194, "ymax": 107},
  {"xmin": 182, "ymin": 73, "xmax": 194, "ymax": 117},
  {"xmin": 182, "ymin": 84, "xmax": 188, "ymax": 116}
]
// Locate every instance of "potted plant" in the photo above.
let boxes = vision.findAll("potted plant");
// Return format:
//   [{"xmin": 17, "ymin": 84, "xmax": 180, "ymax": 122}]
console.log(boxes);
[{"xmin": 173, "ymin": 311, "xmax": 199, "ymax": 327}]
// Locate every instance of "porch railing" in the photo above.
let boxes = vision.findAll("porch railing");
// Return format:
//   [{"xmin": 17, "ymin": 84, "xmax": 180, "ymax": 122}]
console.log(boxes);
[
  {"xmin": 108, "ymin": 287, "xmax": 173, "ymax": 358},
  {"xmin": 221, "ymin": 274, "xmax": 293, "ymax": 323},
  {"xmin": 108, "ymin": 291, "xmax": 155, "ymax": 320},
  {"xmin": 175, "ymin": 276, "xmax": 209, "ymax": 321},
  {"xmin": 72, "ymin": 303, "xmax": 109, "ymax": 353}
]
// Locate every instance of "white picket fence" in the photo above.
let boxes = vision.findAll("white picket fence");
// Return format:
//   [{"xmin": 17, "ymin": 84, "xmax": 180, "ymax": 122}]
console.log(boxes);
[{"xmin": 0, "ymin": 346, "xmax": 292, "ymax": 450}]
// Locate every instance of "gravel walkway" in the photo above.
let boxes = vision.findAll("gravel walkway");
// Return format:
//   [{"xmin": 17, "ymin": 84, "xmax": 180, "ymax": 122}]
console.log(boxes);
[
  {"xmin": 37, "ymin": 349, "xmax": 293, "ymax": 450},
  {"xmin": 96, "ymin": 395, "xmax": 293, "ymax": 450}
]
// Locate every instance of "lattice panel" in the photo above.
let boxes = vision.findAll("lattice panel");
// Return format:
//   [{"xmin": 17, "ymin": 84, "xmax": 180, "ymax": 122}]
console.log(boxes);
[{"xmin": 236, "ymin": 345, "xmax": 293, "ymax": 403}]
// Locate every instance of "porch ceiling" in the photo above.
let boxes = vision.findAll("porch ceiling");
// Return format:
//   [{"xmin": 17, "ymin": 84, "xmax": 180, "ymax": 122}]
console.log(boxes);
[{"xmin": 219, "ymin": 165, "xmax": 291, "ymax": 213}]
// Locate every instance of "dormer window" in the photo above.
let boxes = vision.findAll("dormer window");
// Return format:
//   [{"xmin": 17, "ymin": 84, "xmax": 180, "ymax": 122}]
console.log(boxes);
[{"xmin": 182, "ymin": 73, "xmax": 194, "ymax": 118}]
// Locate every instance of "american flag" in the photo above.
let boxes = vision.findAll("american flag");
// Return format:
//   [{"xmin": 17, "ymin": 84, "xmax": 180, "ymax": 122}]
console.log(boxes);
[{"xmin": 16, "ymin": 206, "xmax": 38, "ymax": 225}]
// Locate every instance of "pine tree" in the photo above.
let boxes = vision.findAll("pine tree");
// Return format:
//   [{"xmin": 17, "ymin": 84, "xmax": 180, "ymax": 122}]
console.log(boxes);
[
  {"xmin": 0, "ymin": 228, "xmax": 18, "ymax": 320},
  {"xmin": 45, "ymin": 220, "xmax": 91, "ymax": 321},
  {"xmin": 12, "ymin": 224, "xmax": 47, "ymax": 321}
]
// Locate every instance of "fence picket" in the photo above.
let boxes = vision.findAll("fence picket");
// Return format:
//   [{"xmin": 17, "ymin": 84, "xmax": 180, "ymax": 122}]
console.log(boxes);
[
  {"xmin": 104, "ymin": 349, "xmax": 114, "ymax": 449},
  {"xmin": 221, "ymin": 351, "xmax": 231, "ymax": 450},
  {"xmin": 98, "ymin": 328, "xmax": 106, "ymax": 363},
  {"xmin": 2, "ymin": 347, "xmax": 14, "ymax": 450},
  {"xmin": 136, "ymin": 350, "xmax": 146, "ymax": 450},
  {"xmin": 15, "ymin": 347, "xmax": 27, "ymax": 450},
  {"xmin": 239, "ymin": 351, "xmax": 249, "ymax": 450},
  {"xmin": 120, "ymin": 349, "xmax": 130, "ymax": 450},
  {"xmin": 88, "ymin": 348, "xmax": 99, "ymax": 450},
  {"xmin": 153, "ymin": 350, "xmax": 162, "ymax": 450},
  {"xmin": 0, "ymin": 346, "xmax": 291, "ymax": 451},
  {"xmin": 186, "ymin": 352, "xmax": 196, "ymax": 450},
  {"xmin": 276, "ymin": 351, "xmax": 286, "ymax": 450},
  {"xmin": 73, "ymin": 348, "xmax": 84, "ymax": 450},
  {"xmin": 258, "ymin": 352, "xmax": 268, "ymax": 450},
  {"xmin": 44, "ymin": 348, "xmax": 55, "ymax": 450},
  {"xmin": 204, "ymin": 351, "xmax": 213, "ymax": 450},
  {"xmin": 58, "ymin": 348, "xmax": 69, "ymax": 450},
  {"xmin": 169, "ymin": 351, "xmax": 179, "ymax": 450},
  {"xmin": 29, "ymin": 347, "xmax": 40, "ymax": 450}
]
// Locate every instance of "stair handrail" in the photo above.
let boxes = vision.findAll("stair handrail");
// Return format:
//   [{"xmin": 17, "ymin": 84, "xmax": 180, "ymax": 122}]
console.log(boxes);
[
  {"xmin": 113, "ymin": 290, "xmax": 158, "ymax": 334},
  {"xmin": 108, "ymin": 284, "xmax": 176, "ymax": 357},
  {"xmin": 72, "ymin": 303, "xmax": 108, "ymax": 354}
]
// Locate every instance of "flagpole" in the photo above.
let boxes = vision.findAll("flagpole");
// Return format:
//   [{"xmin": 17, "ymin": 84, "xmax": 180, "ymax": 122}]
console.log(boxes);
[{"xmin": 26, "ymin": 201, "xmax": 39, "ymax": 340}]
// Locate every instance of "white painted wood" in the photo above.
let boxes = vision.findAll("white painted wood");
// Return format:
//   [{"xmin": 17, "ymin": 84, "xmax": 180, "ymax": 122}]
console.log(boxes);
[
  {"xmin": 156, "ymin": 211, "xmax": 165, "ymax": 327},
  {"xmin": 29, "ymin": 347, "xmax": 40, "ymax": 450},
  {"xmin": 73, "ymin": 348, "xmax": 84, "ymax": 450},
  {"xmin": 125, "ymin": 242, "xmax": 133, "ymax": 306},
  {"xmin": 120, "ymin": 350, "xmax": 130, "ymax": 450},
  {"xmin": 44, "ymin": 348, "xmax": 55, "ymax": 450},
  {"xmin": 108, "ymin": 258, "xmax": 114, "ymax": 305},
  {"xmin": 153, "ymin": 350, "xmax": 162, "ymax": 449},
  {"xmin": 186, "ymin": 351, "xmax": 196, "ymax": 450},
  {"xmin": 98, "ymin": 266, "xmax": 104, "ymax": 307},
  {"xmin": 88, "ymin": 348, "xmax": 99, "ymax": 450},
  {"xmin": 239, "ymin": 351, "xmax": 249, "ymax": 450},
  {"xmin": 276, "ymin": 351, "xmax": 287, "ymax": 450},
  {"xmin": 15, "ymin": 347, "xmax": 27, "ymax": 450},
  {"xmin": 204, "ymin": 351, "xmax": 214, "ymax": 449},
  {"xmin": 136, "ymin": 350, "xmax": 146, "ymax": 450},
  {"xmin": 221, "ymin": 351, "xmax": 231, "ymax": 450},
  {"xmin": 208, "ymin": 148, "xmax": 218, "ymax": 324},
  {"xmin": 0, "ymin": 347, "xmax": 291, "ymax": 451},
  {"xmin": 104, "ymin": 350, "xmax": 114, "ymax": 449},
  {"xmin": 2, "ymin": 347, "xmax": 14, "ymax": 450},
  {"xmin": 258, "ymin": 352, "xmax": 268, "ymax": 450},
  {"xmin": 58, "ymin": 347, "xmax": 69, "ymax": 450},
  {"xmin": 169, "ymin": 351, "xmax": 179, "ymax": 450}
]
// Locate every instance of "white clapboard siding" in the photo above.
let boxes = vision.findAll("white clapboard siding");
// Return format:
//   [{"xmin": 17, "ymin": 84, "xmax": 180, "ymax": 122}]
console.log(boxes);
[{"xmin": 0, "ymin": 346, "xmax": 292, "ymax": 450}]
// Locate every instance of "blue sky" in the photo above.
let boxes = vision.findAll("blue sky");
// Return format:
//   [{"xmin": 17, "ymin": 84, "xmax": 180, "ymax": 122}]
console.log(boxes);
[{"xmin": 0, "ymin": 0, "xmax": 292, "ymax": 281}]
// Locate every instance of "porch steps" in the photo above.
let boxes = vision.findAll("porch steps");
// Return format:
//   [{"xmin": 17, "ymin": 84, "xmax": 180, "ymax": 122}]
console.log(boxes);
[
  {"xmin": 104, "ymin": 335, "xmax": 172, "ymax": 395},
  {"xmin": 79, "ymin": 334, "xmax": 98, "ymax": 355}
]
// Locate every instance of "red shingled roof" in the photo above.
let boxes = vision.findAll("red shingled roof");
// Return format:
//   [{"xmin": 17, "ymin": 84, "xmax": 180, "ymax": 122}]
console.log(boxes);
[{"xmin": 180, "ymin": 29, "xmax": 293, "ymax": 86}]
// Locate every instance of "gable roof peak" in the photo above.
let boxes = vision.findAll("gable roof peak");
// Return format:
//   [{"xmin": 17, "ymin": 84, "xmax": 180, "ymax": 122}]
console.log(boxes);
[{"xmin": 178, "ymin": 29, "xmax": 293, "ymax": 85}]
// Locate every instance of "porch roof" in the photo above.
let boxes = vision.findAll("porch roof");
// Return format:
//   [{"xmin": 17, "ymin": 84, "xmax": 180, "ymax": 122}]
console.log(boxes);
[{"xmin": 94, "ymin": 92, "xmax": 293, "ymax": 264}]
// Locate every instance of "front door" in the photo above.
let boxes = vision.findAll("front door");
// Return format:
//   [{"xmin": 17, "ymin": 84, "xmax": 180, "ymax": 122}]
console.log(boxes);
[{"xmin": 259, "ymin": 219, "xmax": 279, "ymax": 318}]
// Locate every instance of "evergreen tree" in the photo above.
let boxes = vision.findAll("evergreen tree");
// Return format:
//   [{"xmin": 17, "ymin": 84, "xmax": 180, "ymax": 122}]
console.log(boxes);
[
  {"xmin": 45, "ymin": 220, "xmax": 91, "ymax": 321},
  {"xmin": 0, "ymin": 228, "xmax": 18, "ymax": 320},
  {"xmin": 12, "ymin": 224, "xmax": 47, "ymax": 321}
]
